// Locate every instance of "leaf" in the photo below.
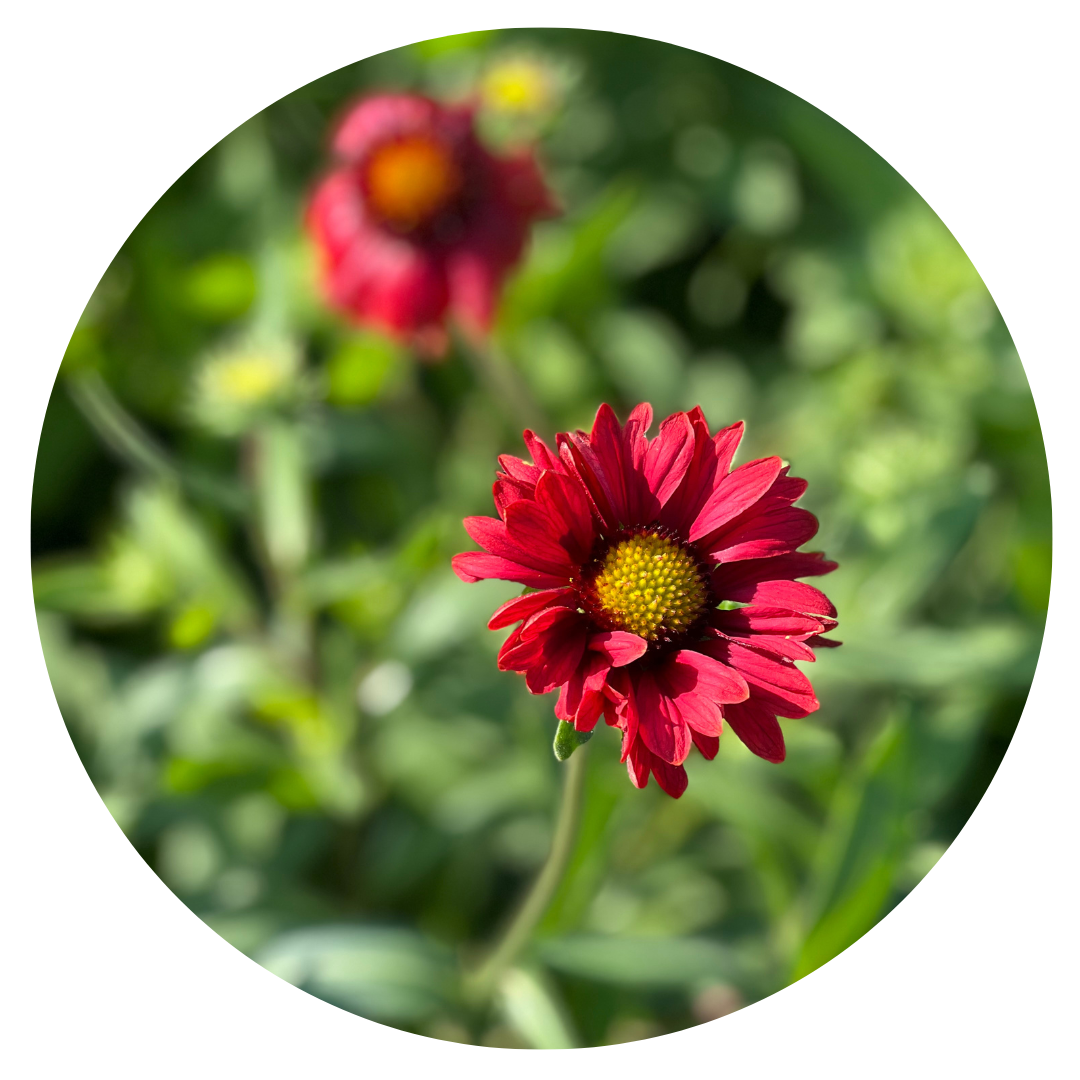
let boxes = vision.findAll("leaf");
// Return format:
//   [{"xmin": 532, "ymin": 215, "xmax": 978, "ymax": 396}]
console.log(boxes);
[
  {"xmin": 538, "ymin": 934, "xmax": 744, "ymax": 988},
  {"xmin": 256, "ymin": 925, "xmax": 455, "ymax": 1024},
  {"xmin": 790, "ymin": 716, "xmax": 912, "ymax": 981},
  {"xmin": 498, "ymin": 967, "xmax": 578, "ymax": 1049},
  {"xmin": 553, "ymin": 720, "xmax": 592, "ymax": 761}
]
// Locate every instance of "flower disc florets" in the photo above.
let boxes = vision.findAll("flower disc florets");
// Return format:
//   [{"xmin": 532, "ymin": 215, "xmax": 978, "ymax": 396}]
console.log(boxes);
[
  {"xmin": 580, "ymin": 528, "xmax": 710, "ymax": 643},
  {"xmin": 361, "ymin": 135, "xmax": 463, "ymax": 233},
  {"xmin": 453, "ymin": 402, "xmax": 841, "ymax": 799}
]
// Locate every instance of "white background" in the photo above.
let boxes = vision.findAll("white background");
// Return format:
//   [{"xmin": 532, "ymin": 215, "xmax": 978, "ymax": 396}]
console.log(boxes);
[{"xmin": 2, "ymin": 2, "xmax": 1076, "ymax": 1075}]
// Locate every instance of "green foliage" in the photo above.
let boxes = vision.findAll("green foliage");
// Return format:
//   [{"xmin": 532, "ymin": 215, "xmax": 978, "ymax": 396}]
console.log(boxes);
[{"xmin": 32, "ymin": 29, "xmax": 1049, "ymax": 1049}]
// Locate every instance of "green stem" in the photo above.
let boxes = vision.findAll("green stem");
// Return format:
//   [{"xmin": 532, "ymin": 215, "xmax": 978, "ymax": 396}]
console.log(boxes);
[
  {"xmin": 464, "ymin": 743, "xmax": 590, "ymax": 1004},
  {"xmin": 67, "ymin": 371, "xmax": 179, "ymax": 484},
  {"xmin": 453, "ymin": 327, "xmax": 546, "ymax": 435},
  {"xmin": 67, "ymin": 371, "xmax": 245, "ymax": 512}
]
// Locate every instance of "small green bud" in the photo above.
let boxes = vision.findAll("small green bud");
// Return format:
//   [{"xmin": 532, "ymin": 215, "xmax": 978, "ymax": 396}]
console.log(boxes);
[{"xmin": 553, "ymin": 720, "xmax": 592, "ymax": 761}]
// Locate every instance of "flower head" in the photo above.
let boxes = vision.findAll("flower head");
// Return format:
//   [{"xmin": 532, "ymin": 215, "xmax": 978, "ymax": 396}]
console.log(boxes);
[
  {"xmin": 306, "ymin": 93, "xmax": 557, "ymax": 354},
  {"xmin": 453, "ymin": 403, "xmax": 840, "ymax": 798},
  {"xmin": 190, "ymin": 335, "xmax": 301, "ymax": 436}
]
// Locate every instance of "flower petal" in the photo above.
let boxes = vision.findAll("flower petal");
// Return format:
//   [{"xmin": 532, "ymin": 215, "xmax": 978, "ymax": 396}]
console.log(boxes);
[
  {"xmin": 493, "ymin": 477, "xmax": 535, "ymax": 518},
  {"xmin": 715, "ymin": 576, "xmax": 838, "ymax": 618},
  {"xmin": 643, "ymin": 411, "xmax": 696, "ymax": 508},
  {"xmin": 503, "ymin": 500, "xmax": 583, "ymax": 570},
  {"xmin": 650, "ymin": 755, "xmax": 689, "ymax": 798},
  {"xmin": 464, "ymin": 514, "xmax": 574, "ymax": 578},
  {"xmin": 625, "ymin": 736, "xmax": 688, "ymax": 797},
  {"xmin": 523, "ymin": 430, "xmax": 562, "ymax": 472},
  {"xmin": 711, "ymin": 606, "xmax": 826, "ymax": 636},
  {"xmin": 534, "ymin": 469, "xmax": 596, "ymax": 565},
  {"xmin": 661, "ymin": 413, "xmax": 744, "ymax": 533},
  {"xmin": 332, "ymin": 94, "xmax": 446, "ymax": 160},
  {"xmin": 451, "ymin": 551, "xmax": 567, "ymax": 589},
  {"xmin": 717, "ymin": 550, "xmax": 837, "ymax": 586},
  {"xmin": 805, "ymin": 634, "xmax": 843, "ymax": 649},
  {"xmin": 498, "ymin": 454, "xmax": 542, "ymax": 485},
  {"xmin": 673, "ymin": 692, "xmax": 725, "ymax": 737},
  {"xmin": 501, "ymin": 607, "xmax": 589, "ymax": 694},
  {"xmin": 589, "ymin": 631, "xmax": 649, "ymax": 667},
  {"xmin": 691, "ymin": 728, "xmax": 720, "ymax": 760},
  {"xmin": 723, "ymin": 698, "xmax": 786, "ymax": 762},
  {"xmin": 716, "ymin": 633, "xmax": 817, "ymax": 662},
  {"xmin": 487, "ymin": 587, "xmax": 575, "ymax": 630},
  {"xmin": 708, "ymin": 640, "xmax": 820, "ymax": 718},
  {"xmin": 689, "ymin": 457, "xmax": 784, "ymax": 542},
  {"xmin": 707, "ymin": 507, "xmax": 820, "ymax": 563},
  {"xmin": 307, "ymin": 171, "xmax": 450, "ymax": 338},
  {"xmin": 663, "ymin": 650, "xmax": 750, "ymax": 704},
  {"xmin": 633, "ymin": 672, "xmax": 692, "ymax": 765}
]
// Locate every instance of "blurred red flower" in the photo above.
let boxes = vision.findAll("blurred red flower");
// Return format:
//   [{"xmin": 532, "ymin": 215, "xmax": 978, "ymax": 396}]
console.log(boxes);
[
  {"xmin": 306, "ymin": 93, "xmax": 556, "ymax": 354},
  {"xmin": 453, "ymin": 403, "xmax": 841, "ymax": 798}
]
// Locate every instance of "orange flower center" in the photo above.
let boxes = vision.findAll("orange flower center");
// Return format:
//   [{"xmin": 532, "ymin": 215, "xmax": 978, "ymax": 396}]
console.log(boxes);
[
  {"xmin": 363, "ymin": 136, "xmax": 462, "ymax": 231},
  {"xmin": 588, "ymin": 531, "xmax": 709, "ymax": 641}
]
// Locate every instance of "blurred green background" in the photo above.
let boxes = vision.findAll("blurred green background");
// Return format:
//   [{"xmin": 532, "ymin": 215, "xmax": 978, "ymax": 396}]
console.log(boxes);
[{"xmin": 33, "ymin": 29, "xmax": 1049, "ymax": 1048}]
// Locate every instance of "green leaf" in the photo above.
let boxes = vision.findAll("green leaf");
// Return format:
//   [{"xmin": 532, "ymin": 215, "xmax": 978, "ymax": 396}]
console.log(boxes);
[
  {"xmin": 498, "ymin": 966, "xmax": 578, "ymax": 1049},
  {"xmin": 538, "ymin": 934, "xmax": 743, "ymax": 989},
  {"xmin": 553, "ymin": 720, "xmax": 592, "ymax": 761},
  {"xmin": 790, "ymin": 716, "xmax": 912, "ymax": 981},
  {"xmin": 257, "ymin": 925, "xmax": 455, "ymax": 1024}
]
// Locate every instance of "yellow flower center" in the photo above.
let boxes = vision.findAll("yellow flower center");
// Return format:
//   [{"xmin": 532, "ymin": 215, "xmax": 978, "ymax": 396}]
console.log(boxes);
[
  {"xmin": 209, "ymin": 353, "xmax": 287, "ymax": 404},
  {"xmin": 364, "ymin": 136, "xmax": 461, "ymax": 231},
  {"xmin": 588, "ymin": 532, "xmax": 709, "ymax": 642},
  {"xmin": 482, "ymin": 60, "xmax": 551, "ymax": 114}
]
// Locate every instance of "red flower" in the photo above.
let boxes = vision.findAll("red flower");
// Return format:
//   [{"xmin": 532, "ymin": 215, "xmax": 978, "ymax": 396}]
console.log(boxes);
[
  {"xmin": 306, "ymin": 93, "xmax": 556, "ymax": 353},
  {"xmin": 453, "ymin": 404, "xmax": 840, "ymax": 798}
]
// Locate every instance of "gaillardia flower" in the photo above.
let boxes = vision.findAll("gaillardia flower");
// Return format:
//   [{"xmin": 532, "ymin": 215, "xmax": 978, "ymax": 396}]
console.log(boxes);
[
  {"xmin": 306, "ymin": 93, "xmax": 556, "ymax": 352},
  {"xmin": 453, "ymin": 404, "xmax": 840, "ymax": 798}
]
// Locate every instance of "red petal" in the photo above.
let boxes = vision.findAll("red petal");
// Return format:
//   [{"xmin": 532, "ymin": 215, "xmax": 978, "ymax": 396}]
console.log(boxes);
[
  {"xmin": 708, "ymin": 507, "xmax": 820, "ymax": 563},
  {"xmin": 724, "ymin": 698, "xmax": 786, "ymax": 762},
  {"xmin": 661, "ymin": 416, "xmax": 744, "ymax": 533},
  {"xmin": 487, "ymin": 588, "xmax": 574, "ymax": 630},
  {"xmin": 523, "ymin": 430, "xmax": 561, "ymax": 471},
  {"xmin": 691, "ymin": 728, "xmax": 721, "ymax": 760},
  {"xmin": 308, "ymin": 172, "xmax": 450, "ymax": 337},
  {"xmin": 451, "ymin": 552, "xmax": 567, "ymax": 589},
  {"xmin": 622, "ymin": 403, "xmax": 655, "ymax": 523},
  {"xmin": 717, "ymin": 634, "xmax": 817, "ymax": 662},
  {"xmin": 633, "ymin": 672, "xmax": 692, "ymax": 765},
  {"xmin": 534, "ymin": 470, "xmax": 596, "ymax": 565},
  {"xmin": 711, "ymin": 606, "xmax": 826, "ymax": 636},
  {"xmin": 589, "ymin": 631, "xmax": 649, "ymax": 667},
  {"xmin": 503, "ymin": 501, "xmax": 582, "ymax": 571},
  {"xmin": 643, "ymin": 411, "xmax": 696, "ymax": 509},
  {"xmin": 498, "ymin": 454, "xmax": 542, "ymax": 485},
  {"xmin": 464, "ymin": 515, "xmax": 574, "ymax": 578},
  {"xmin": 716, "ymin": 551, "xmax": 838, "ymax": 589},
  {"xmin": 673, "ymin": 692, "xmax": 725, "ymax": 736},
  {"xmin": 709, "ymin": 641, "xmax": 819, "ymax": 718},
  {"xmin": 651, "ymin": 755, "xmax": 689, "ymax": 798},
  {"xmin": 663, "ymin": 650, "xmax": 750, "ymax": 704},
  {"xmin": 625, "ymin": 737, "xmax": 652, "ymax": 788},
  {"xmin": 493, "ymin": 477, "xmax": 535, "ymax": 519},
  {"xmin": 716, "ymin": 577, "xmax": 837, "ymax": 618},
  {"xmin": 689, "ymin": 457, "xmax": 784, "ymax": 542},
  {"xmin": 332, "ymin": 94, "xmax": 444, "ymax": 160},
  {"xmin": 508, "ymin": 609, "xmax": 589, "ymax": 695}
]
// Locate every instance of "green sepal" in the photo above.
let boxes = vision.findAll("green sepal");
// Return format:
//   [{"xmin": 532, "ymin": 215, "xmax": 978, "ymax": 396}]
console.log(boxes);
[{"xmin": 553, "ymin": 720, "xmax": 592, "ymax": 761}]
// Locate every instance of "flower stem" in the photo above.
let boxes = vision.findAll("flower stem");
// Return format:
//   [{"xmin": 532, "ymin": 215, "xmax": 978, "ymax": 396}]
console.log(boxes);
[
  {"xmin": 464, "ymin": 743, "xmax": 590, "ymax": 1004},
  {"xmin": 67, "ymin": 371, "xmax": 245, "ymax": 512},
  {"xmin": 453, "ymin": 328, "xmax": 546, "ymax": 435}
]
